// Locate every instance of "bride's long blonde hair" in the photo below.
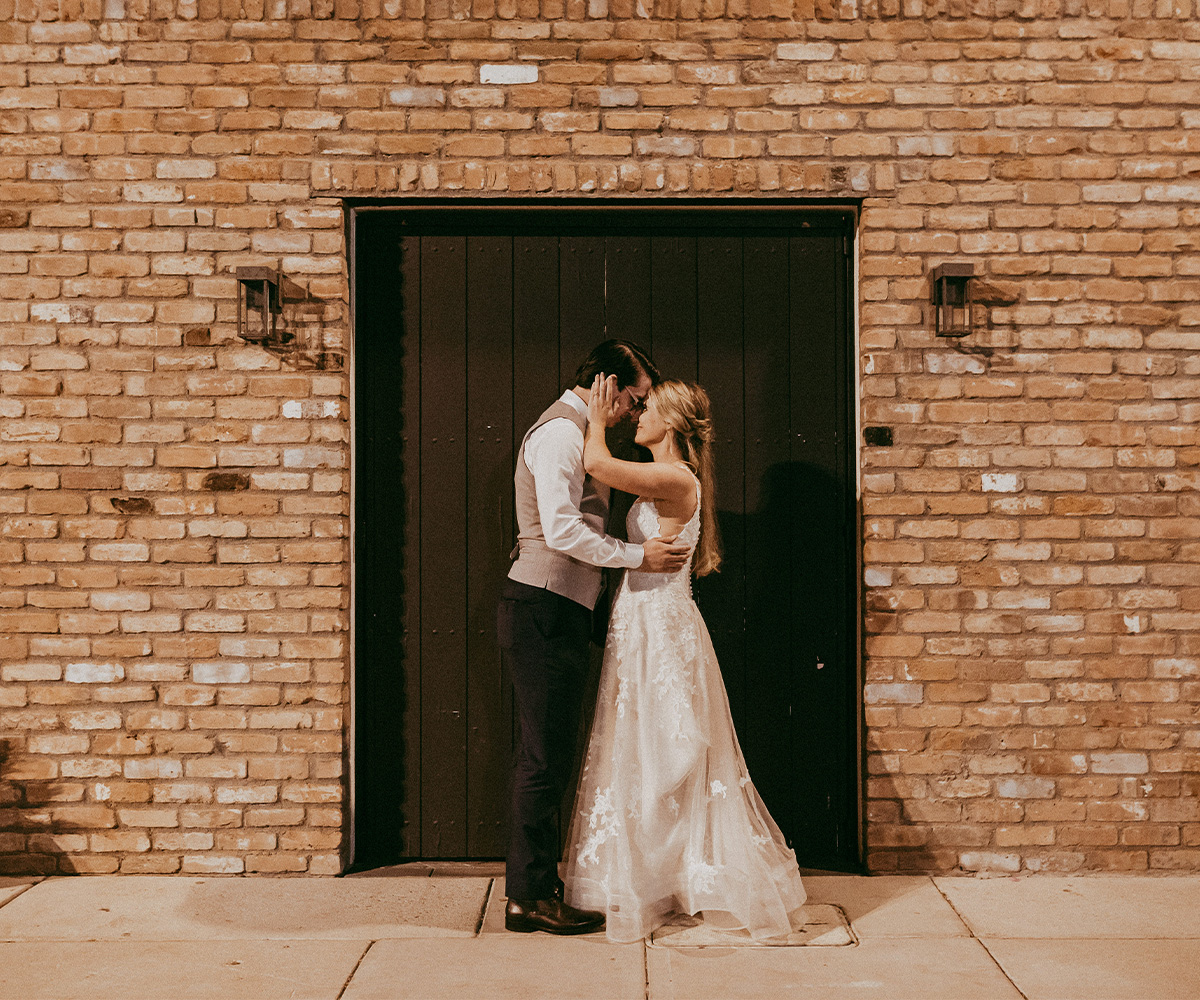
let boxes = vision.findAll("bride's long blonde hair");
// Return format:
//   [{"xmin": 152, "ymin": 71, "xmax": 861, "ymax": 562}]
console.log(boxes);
[{"xmin": 649, "ymin": 379, "xmax": 722, "ymax": 578}]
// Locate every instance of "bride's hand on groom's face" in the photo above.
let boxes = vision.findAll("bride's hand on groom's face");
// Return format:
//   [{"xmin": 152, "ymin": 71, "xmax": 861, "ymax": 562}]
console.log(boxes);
[{"xmin": 589, "ymin": 373, "xmax": 620, "ymax": 428}]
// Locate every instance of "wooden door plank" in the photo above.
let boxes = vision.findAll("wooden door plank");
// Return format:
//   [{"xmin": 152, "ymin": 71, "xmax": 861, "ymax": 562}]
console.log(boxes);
[
  {"xmin": 604, "ymin": 236, "xmax": 651, "ymax": 346},
  {"xmin": 791, "ymin": 236, "xmax": 841, "ymax": 476},
  {"xmin": 513, "ymin": 237, "xmax": 561, "ymax": 441},
  {"xmin": 649, "ymin": 236, "xmax": 698, "ymax": 379},
  {"xmin": 351, "ymin": 224, "xmax": 418, "ymax": 864},
  {"xmin": 559, "ymin": 236, "xmax": 606, "ymax": 391},
  {"xmin": 419, "ymin": 236, "xmax": 469, "ymax": 857},
  {"xmin": 465, "ymin": 235, "xmax": 513, "ymax": 858},
  {"xmin": 790, "ymin": 234, "xmax": 849, "ymax": 867},
  {"xmin": 694, "ymin": 236, "xmax": 747, "ymax": 728},
  {"xmin": 741, "ymin": 236, "xmax": 795, "ymax": 841},
  {"xmin": 396, "ymin": 233, "xmax": 423, "ymax": 858}
]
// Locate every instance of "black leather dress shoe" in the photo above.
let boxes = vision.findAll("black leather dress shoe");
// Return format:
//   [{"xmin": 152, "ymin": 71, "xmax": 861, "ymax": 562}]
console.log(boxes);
[{"xmin": 505, "ymin": 895, "xmax": 606, "ymax": 935}]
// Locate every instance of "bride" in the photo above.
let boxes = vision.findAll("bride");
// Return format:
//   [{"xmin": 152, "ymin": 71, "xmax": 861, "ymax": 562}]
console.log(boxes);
[{"xmin": 564, "ymin": 375, "xmax": 807, "ymax": 943}]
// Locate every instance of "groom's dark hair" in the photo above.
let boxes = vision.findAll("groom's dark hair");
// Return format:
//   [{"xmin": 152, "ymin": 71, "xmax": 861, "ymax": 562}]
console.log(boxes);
[{"xmin": 573, "ymin": 340, "xmax": 659, "ymax": 391}]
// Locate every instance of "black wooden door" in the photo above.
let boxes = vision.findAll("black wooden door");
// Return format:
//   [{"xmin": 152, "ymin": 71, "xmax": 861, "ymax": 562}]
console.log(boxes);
[{"xmin": 353, "ymin": 205, "xmax": 859, "ymax": 871}]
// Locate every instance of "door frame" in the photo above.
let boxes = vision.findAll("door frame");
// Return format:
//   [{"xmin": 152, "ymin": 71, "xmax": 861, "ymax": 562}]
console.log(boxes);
[{"xmin": 345, "ymin": 198, "xmax": 865, "ymax": 871}]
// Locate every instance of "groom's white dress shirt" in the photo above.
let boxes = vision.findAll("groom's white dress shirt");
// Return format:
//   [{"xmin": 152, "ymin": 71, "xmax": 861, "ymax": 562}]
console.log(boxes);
[{"xmin": 523, "ymin": 391, "xmax": 644, "ymax": 570}]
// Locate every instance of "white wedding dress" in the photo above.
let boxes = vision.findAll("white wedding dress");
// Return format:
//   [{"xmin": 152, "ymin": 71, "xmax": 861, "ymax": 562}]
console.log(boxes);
[{"xmin": 564, "ymin": 476, "xmax": 807, "ymax": 943}]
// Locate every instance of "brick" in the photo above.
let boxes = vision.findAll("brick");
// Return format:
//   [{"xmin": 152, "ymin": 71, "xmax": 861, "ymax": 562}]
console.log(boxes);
[
  {"xmin": 667, "ymin": 109, "xmax": 730, "ymax": 132},
  {"xmin": 181, "ymin": 855, "xmax": 245, "ymax": 874},
  {"xmin": 777, "ymin": 43, "xmax": 837, "ymax": 61}
]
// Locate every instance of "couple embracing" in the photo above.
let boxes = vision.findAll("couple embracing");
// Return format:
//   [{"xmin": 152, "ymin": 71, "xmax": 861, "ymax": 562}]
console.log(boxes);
[{"xmin": 498, "ymin": 340, "xmax": 807, "ymax": 943}]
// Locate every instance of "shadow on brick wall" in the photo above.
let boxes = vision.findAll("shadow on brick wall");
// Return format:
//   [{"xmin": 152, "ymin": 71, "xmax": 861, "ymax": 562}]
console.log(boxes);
[
  {"xmin": 0, "ymin": 737, "xmax": 90, "ymax": 875},
  {"xmin": 269, "ymin": 277, "xmax": 346, "ymax": 372},
  {"xmin": 275, "ymin": 277, "xmax": 345, "ymax": 372}
]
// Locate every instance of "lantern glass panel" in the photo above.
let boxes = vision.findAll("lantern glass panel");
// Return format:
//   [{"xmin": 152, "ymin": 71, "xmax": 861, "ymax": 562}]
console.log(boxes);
[
  {"xmin": 237, "ymin": 272, "xmax": 279, "ymax": 343},
  {"xmin": 932, "ymin": 267, "xmax": 973, "ymax": 338}
]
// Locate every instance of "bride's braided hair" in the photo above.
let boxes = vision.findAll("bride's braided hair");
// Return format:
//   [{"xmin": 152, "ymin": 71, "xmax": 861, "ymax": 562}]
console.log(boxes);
[{"xmin": 648, "ymin": 379, "xmax": 723, "ymax": 578}]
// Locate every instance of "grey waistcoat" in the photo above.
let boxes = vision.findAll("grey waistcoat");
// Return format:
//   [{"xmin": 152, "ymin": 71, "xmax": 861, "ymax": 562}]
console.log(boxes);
[{"xmin": 507, "ymin": 400, "xmax": 610, "ymax": 610}]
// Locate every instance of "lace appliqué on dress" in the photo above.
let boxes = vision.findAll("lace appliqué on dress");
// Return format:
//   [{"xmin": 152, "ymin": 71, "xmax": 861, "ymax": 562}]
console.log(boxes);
[
  {"xmin": 576, "ymin": 785, "xmax": 620, "ymax": 868},
  {"xmin": 626, "ymin": 781, "xmax": 642, "ymax": 821},
  {"xmin": 686, "ymin": 850, "xmax": 721, "ymax": 896}
]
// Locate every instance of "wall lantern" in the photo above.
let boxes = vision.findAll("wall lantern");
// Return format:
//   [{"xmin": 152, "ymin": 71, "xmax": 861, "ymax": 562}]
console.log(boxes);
[
  {"xmin": 235, "ymin": 266, "xmax": 282, "ymax": 344},
  {"xmin": 931, "ymin": 261, "xmax": 975, "ymax": 337}
]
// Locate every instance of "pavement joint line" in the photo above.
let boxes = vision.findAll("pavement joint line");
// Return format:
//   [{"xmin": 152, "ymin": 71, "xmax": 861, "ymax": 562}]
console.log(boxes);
[
  {"xmin": 973, "ymin": 936, "xmax": 1031, "ymax": 1000},
  {"xmin": 981, "ymin": 935, "xmax": 1200, "ymax": 941},
  {"xmin": 0, "ymin": 879, "xmax": 42, "ymax": 912},
  {"xmin": 931, "ymin": 876, "xmax": 978, "ymax": 937},
  {"xmin": 474, "ymin": 878, "xmax": 495, "ymax": 936},
  {"xmin": 932, "ymin": 877, "xmax": 1030, "ymax": 1000},
  {"xmin": 334, "ymin": 939, "xmax": 374, "ymax": 1000}
]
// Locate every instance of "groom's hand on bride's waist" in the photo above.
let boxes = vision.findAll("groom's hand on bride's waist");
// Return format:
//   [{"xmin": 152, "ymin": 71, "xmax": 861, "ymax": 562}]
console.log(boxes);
[{"xmin": 642, "ymin": 535, "xmax": 690, "ymax": 573}]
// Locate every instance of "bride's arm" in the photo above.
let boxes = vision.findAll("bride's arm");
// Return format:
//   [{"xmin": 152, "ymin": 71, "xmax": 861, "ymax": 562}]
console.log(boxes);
[{"xmin": 584, "ymin": 376, "xmax": 694, "ymax": 503}]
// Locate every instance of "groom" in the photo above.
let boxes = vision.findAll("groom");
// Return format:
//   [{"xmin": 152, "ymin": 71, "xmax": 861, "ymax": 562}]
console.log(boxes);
[{"xmin": 499, "ymin": 340, "xmax": 690, "ymax": 935}]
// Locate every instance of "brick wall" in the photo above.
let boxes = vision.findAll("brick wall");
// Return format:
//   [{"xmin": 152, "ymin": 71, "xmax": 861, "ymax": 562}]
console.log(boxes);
[{"xmin": 1, "ymin": 1, "xmax": 1198, "ymax": 875}]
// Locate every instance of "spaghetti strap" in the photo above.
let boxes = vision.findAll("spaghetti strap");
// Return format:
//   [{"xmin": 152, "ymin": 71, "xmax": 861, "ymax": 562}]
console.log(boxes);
[{"xmin": 671, "ymin": 461, "xmax": 701, "ymax": 520}]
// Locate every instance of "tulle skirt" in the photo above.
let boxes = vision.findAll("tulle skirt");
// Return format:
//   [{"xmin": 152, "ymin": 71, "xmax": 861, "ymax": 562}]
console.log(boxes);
[{"xmin": 564, "ymin": 582, "xmax": 807, "ymax": 943}]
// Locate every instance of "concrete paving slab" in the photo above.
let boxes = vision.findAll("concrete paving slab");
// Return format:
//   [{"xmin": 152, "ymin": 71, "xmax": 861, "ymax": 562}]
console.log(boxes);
[
  {"xmin": 342, "ymin": 937, "xmax": 646, "ymax": 1000},
  {"xmin": 0, "ymin": 940, "xmax": 367, "ymax": 1000},
  {"xmin": 647, "ymin": 937, "xmax": 1023, "ymax": 1000},
  {"xmin": 650, "ymin": 905, "xmax": 853, "ymax": 947},
  {"xmin": 935, "ymin": 875, "xmax": 1200, "ymax": 939},
  {"xmin": 0, "ymin": 877, "xmax": 38, "ymax": 910},
  {"xmin": 984, "ymin": 938, "xmax": 1200, "ymax": 1000},
  {"xmin": 803, "ymin": 876, "xmax": 971, "ymax": 939},
  {"xmin": 0, "ymin": 875, "xmax": 491, "ymax": 941}
]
